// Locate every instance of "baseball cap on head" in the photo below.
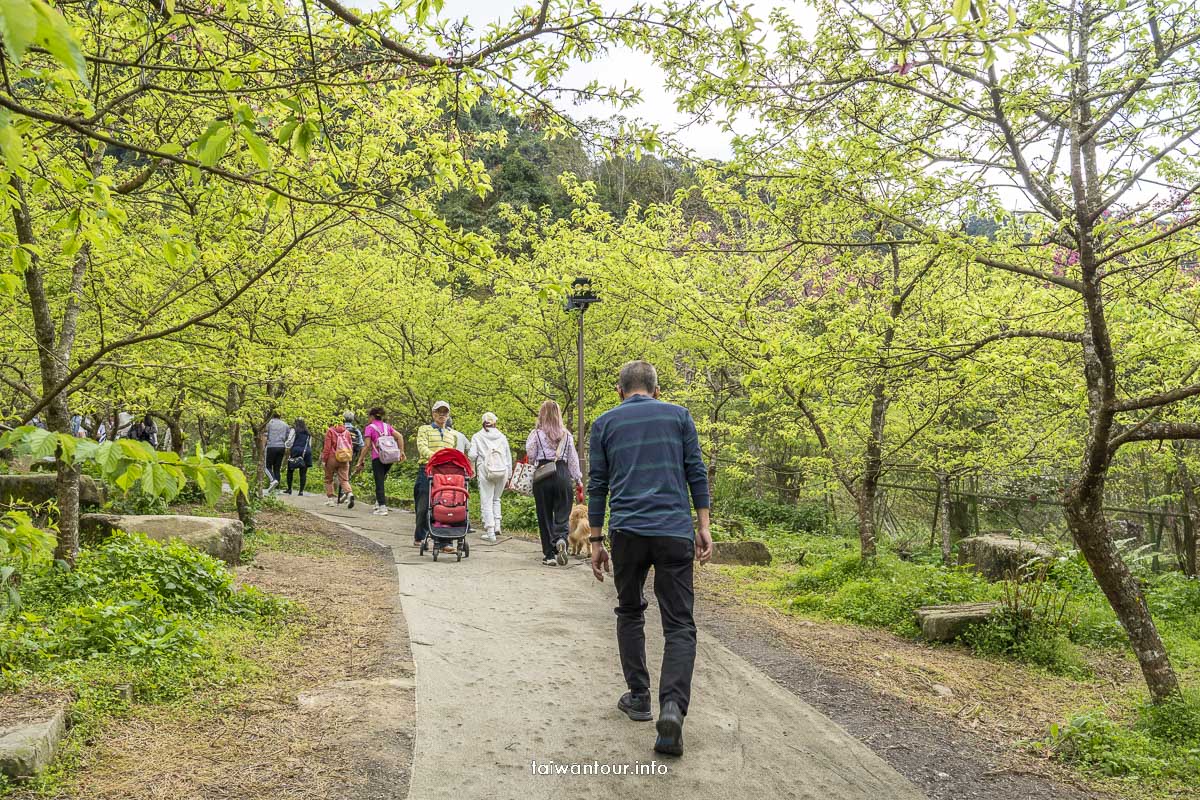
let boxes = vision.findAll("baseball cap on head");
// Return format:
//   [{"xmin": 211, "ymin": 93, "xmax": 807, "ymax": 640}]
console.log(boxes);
[
  {"xmin": 432, "ymin": 400, "xmax": 450, "ymax": 412},
  {"xmin": 482, "ymin": 412, "xmax": 498, "ymax": 425}
]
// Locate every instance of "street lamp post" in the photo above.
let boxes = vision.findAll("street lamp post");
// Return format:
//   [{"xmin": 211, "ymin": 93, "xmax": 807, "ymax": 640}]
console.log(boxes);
[{"xmin": 565, "ymin": 277, "xmax": 600, "ymax": 479}]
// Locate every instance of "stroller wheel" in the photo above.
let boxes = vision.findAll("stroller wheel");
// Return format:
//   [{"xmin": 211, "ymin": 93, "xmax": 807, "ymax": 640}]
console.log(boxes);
[
  {"xmin": 463, "ymin": 539, "xmax": 470, "ymax": 558},
  {"xmin": 456, "ymin": 548, "xmax": 462, "ymax": 562},
  {"xmin": 420, "ymin": 539, "xmax": 427, "ymax": 556},
  {"xmin": 433, "ymin": 547, "xmax": 439, "ymax": 562}
]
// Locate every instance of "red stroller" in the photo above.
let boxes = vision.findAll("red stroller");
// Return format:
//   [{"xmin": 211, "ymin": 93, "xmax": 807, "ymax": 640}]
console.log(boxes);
[{"xmin": 420, "ymin": 448, "xmax": 473, "ymax": 562}]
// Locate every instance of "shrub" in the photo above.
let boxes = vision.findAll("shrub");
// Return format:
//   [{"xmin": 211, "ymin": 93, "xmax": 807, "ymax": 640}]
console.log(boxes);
[
  {"xmin": 1042, "ymin": 696, "xmax": 1200, "ymax": 782},
  {"xmin": 719, "ymin": 496, "xmax": 826, "ymax": 534},
  {"xmin": 1137, "ymin": 690, "xmax": 1200, "ymax": 745},
  {"xmin": 1145, "ymin": 573, "xmax": 1200, "ymax": 623},
  {"xmin": 3, "ymin": 532, "xmax": 291, "ymax": 670},
  {"xmin": 1042, "ymin": 712, "xmax": 1168, "ymax": 778},
  {"xmin": 503, "ymin": 496, "xmax": 538, "ymax": 531},
  {"xmin": 782, "ymin": 554, "xmax": 991, "ymax": 634},
  {"xmin": 963, "ymin": 609, "xmax": 1090, "ymax": 676}
]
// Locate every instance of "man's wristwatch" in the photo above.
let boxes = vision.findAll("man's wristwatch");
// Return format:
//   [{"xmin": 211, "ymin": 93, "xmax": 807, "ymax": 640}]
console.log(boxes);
[{"xmin": 588, "ymin": 535, "xmax": 605, "ymax": 543}]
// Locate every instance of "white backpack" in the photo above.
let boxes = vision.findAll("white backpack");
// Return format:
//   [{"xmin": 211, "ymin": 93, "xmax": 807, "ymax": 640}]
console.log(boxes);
[{"xmin": 483, "ymin": 444, "xmax": 508, "ymax": 480}]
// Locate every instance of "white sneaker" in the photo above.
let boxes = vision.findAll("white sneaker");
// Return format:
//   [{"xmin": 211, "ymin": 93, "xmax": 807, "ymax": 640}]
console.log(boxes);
[
  {"xmin": 484, "ymin": 532, "xmax": 497, "ymax": 542},
  {"xmin": 323, "ymin": 499, "xmax": 335, "ymax": 507},
  {"xmin": 378, "ymin": 506, "xmax": 389, "ymax": 516},
  {"xmin": 267, "ymin": 479, "xmax": 278, "ymax": 491}
]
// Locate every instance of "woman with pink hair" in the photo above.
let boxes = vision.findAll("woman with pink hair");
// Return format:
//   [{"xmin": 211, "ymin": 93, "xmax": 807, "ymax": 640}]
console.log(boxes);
[{"xmin": 525, "ymin": 400, "xmax": 583, "ymax": 566}]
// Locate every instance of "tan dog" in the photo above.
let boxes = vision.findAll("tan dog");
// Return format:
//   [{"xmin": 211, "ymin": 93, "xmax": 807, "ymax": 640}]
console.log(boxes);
[{"xmin": 568, "ymin": 504, "xmax": 591, "ymax": 557}]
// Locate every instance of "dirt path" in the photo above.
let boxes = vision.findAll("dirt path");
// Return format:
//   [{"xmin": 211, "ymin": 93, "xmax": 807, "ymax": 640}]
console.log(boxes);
[{"xmin": 283, "ymin": 494, "xmax": 927, "ymax": 800}]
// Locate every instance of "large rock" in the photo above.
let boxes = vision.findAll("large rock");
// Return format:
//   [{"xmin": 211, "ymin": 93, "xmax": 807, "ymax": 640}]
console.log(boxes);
[
  {"xmin": 711, "ymin": 540, "xmax": 772, "ymax": 566},
  {"xmin": 0, "ymin": 708, "xmax": 67, "ymax": 779},
  {"xmin": 957, "ymin": 534, "xmax": 1055, "ymax": 582},
  {"xmin": 0, "ymin": 473, "xmax": 105, "ymax": 508},
  {"xmin": 79, "ymin": 514, "xmax": 243, "ymax": 564},
  {"xmin": 915, "ymin": 602, "xmax": 1001, "ymax": 642}
]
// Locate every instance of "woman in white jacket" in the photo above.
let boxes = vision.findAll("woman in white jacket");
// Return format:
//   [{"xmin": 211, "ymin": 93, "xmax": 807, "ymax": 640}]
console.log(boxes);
[{"xmin": 469, "ymin": 412, "xmax": 512, "ymax": 542}]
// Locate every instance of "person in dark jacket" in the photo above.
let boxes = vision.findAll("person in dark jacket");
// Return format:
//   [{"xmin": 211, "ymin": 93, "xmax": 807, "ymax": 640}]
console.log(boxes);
[
  {"xmin": 588, "ymin": 360, "xmax": 712, "ymax": 758},
  {"xmin": 285, "ymin": 418, "xmax": 313, "ymax": 495}
]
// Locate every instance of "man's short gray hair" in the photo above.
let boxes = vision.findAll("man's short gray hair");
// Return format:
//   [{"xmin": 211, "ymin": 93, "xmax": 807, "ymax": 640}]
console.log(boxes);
[{"xmin": 618, "ymin": 360, "xmax": 658, "ymax": 394}]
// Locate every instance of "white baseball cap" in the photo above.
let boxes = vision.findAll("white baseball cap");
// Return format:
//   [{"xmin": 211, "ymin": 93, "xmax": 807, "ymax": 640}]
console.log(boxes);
[
  {"xmin": 482, "ymin": 412, "xmax": 498, "ymax": 425},
  {"xmin": 432, "ymin": 400, "xmax": 450, "ymax": 412}
]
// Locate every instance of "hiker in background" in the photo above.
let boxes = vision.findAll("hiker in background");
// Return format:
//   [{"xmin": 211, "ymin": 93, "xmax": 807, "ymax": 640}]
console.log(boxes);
[
  {"xmin": 525, "ymin": 400, "xmax": 582, "ymax": 566},
  {"xmin": 354, "ymin": 407, "xmax": 404, "ymax": 516},
  {"xmin": 321, "ymin": 416, "xmax": 356, "ymax": 509},
  {"xmin": 130, "ymin": 414, "xmax": 158, "ymax": 448},
  {"xmin": 469, "ymin": 412, "xmax": 512, "ymax": 543},
  {"xmin": 588, "ymin": 360, "xmax": 712, "ymax": 758},
  {"xmin": 414, "ymin": 400, "xmax": 461, "ymax": 548},
  {"xmin": 343, "ymin": 411, "xmax": 365, "ymax": 470},
  {"xmin": 264, "ymin": 411, "xmax": 288, "ymax": 491},
  {"xmin": 70, "ymin": 414, "xmax": 83, "ymax": 437},
  {"xmin": 447, "ymin": 416, "xmax": 470, "ymax": 453},
  {"xmin": 114, "ymin": 410, "xmax": 134, "ymax": 440},
  {"xmin": 285, "ymin": 418, "xmax": 312, "ymax": 495}
]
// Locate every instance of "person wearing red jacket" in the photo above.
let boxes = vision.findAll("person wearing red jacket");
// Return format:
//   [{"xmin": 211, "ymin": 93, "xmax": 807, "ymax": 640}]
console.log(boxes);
[{"xmin": 321, "ymin": 419, "xmax": 356, "ymax": 509}]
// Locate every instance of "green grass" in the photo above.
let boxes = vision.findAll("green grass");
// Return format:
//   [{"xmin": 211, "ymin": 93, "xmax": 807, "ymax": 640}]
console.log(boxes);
[
  {"xmin": 709, "ymin": 502, "xmax": 1200, "ymax": 795},
  {"xmin": 0, "ymin": 532, "xmax": 298, "ymax": 797}
]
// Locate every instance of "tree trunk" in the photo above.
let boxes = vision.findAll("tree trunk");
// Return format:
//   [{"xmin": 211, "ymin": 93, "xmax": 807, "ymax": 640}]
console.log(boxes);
[
  {"xmin": 225, "ymin": 383, "xmax": 254, "ymax": 530},
  {"xmin": 1173, "ymin": 443, "xmax": 1198, "ymax": 577},
  {"xmin": 1064, "ymin": 487, "xmax": 1178, "ymax": 700},
  {"xmin": 938, "ymin": 471, "xmax": 954, "ymax": 566},
  {"xmin": 855, "ymin": 475, "xmax": 878, "ymax": 559}
]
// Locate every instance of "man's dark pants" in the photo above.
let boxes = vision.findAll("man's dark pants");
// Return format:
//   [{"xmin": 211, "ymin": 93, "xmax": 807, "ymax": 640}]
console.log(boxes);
[
  {"xmin": 265, "ymin": 447, "xmax": 285, "ymax": 484},
  {"xmin": 611, "ymin": 530, "xmax": 696, "ymax": 715},
  {"xmin": 412, "ymin": 465, "xmax": 429, "ymax": 542}
]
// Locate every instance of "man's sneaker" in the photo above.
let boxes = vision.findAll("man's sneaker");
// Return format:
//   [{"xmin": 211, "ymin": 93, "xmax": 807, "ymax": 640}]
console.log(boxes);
[
  {"xmin": 323, "ymin": 499, "xmax": 335, "ymax": 507},
  {"xmin": 654, "ymin": 700, "xmax": 684, "ymax": 757},
  {"xmin": 267, "ymin": 479, "xmax": 278, "ymax": 491},
  {"xmin": 377, "ymin": 505, "xmax": 388, "ymax": 516},
  {"xmin": 336, "ymin": 490, "xmax": 345, "ymax": 504},
  {"xmin": 346, "ymin": 493, "xmax": 355, "ymax": 510},
  {"xmin": 542, "ymin": 557, "xmax": 557, "ymax": 566},
  {"xmin": 298, "ymin": 491, "xmax": 305, "ymax": 497},
  {"xmin": 617, "ymin": 692, "xmax": 653, "ymax": 722},
  {"xmin": 555, "ymin": 538, "xmax": 568, "ymax": 566}
]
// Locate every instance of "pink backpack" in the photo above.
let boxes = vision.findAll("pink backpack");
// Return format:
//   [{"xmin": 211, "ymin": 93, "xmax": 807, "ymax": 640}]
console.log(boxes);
[{"xmin": 371, "ymin": 421, "xmax": 402, "ymax": 464}]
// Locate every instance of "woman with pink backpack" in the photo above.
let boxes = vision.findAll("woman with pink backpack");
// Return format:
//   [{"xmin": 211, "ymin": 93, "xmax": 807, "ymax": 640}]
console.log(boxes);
[
  {"xmin": 353, "ymin": 407, "xmax": 406, "ymax": 515},
  {"xmin": 321, "ymin": 416, "xmax": 357, "ymax": 509}
]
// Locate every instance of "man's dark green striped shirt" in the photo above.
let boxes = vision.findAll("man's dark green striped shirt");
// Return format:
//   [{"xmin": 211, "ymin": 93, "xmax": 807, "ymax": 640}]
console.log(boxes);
[{"xmin": 587, "ymin": 394, "xmax": 710, "ymax": 539}]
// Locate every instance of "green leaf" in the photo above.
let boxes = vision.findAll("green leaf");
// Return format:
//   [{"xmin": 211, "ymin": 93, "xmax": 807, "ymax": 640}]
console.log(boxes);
[
  {"xmin": 238, "ymin": 125, "xmax": 271, "ymax": 170},
  {"xmin": 158, "ymin": 142, "xmax": 184, "ymax": 156},
  {"xmin": 952, "ymin": 0, "xmax": 971, "ymax": 23},
  {"xmin": 197, "ymin": 121, "xmax": 233, "ymax": 167},
  {"xmin": 0, "ymin": 110, "xmax": 26, "ymax": 173},
  {"xmin": 30, "ymin": 0, "xmax": 87, "ymax": 82},
  {"xmin": 275, "ymin": 120, "xmax": 298, "ymax": 147},
  {"xmin": 0, "ymin": 0, "xmax": 38, "ymax": 63}
]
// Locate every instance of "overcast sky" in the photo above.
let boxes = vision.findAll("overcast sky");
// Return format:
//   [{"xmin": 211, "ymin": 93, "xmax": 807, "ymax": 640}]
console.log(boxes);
[{"xmin": 356, "ymin": 1, "xmax": 817, "ymax": 159}]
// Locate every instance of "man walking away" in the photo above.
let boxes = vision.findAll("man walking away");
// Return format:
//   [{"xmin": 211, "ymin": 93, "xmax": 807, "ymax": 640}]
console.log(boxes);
[
  {"xmin": 588, "ymin": 360, "xmax": 712, "ymax": 758},
  {"xmin": 264, "ymin": 411, "xmax": 289, "ymax": 491}
]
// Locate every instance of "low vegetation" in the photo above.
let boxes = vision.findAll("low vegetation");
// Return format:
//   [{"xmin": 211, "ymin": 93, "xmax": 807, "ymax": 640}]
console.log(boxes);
[{"xmin": 713, "ymin": 498, "xmax": 1200, "ymax": 796}]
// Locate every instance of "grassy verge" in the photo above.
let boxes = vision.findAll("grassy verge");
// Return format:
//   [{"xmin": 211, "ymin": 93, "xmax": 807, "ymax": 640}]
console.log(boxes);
[
  {"xmin": 0, "ymin": 532, "xmax": 298, "ymax": 796},
  {"xmin": 710, "ymin": 503, "xmax": 1200, "ymax": 799}
]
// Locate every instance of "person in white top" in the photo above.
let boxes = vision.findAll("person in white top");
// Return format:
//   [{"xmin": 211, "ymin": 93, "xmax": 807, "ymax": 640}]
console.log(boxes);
[{"xmin": 468, "ymin": 412, "xmax": 512, "ymax": 542}]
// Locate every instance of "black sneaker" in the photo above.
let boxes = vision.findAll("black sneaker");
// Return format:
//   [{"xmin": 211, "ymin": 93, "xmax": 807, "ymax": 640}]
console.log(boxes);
[
  {"xmin": 347, "ymin": 493, "xmax": 355, "ymax": 510},
  {"xmin": 618, "ymin": 692, "xmax": 652, "ymax": 722},
  {"xmin": 337, "ymin": 489, "xmax": 345, "ymax": 504},
  {"xmin": 654, "ymin": 700, "xmax": 684, "ymax": 756}
]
